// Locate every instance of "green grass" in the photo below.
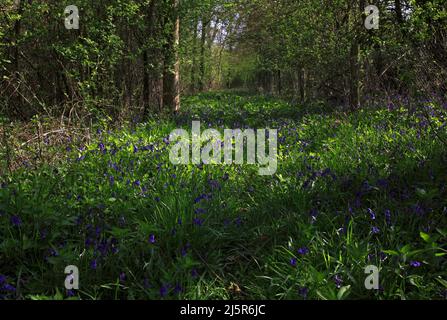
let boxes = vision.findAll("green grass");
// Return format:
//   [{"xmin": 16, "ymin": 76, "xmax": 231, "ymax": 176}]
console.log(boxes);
[{"xmin": 1, "ymin": 92, "xmax": 446, "ymax": 300}]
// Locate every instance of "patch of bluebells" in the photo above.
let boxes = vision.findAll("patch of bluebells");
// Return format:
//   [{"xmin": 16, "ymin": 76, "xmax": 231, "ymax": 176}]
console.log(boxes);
[{"xmin": 0, "ymin": 275, "xmax": 16, "ymax": 299}]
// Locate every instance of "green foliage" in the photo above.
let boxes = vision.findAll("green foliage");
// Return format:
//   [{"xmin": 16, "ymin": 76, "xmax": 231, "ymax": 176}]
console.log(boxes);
[{"xmin": 0, "ymin": 93, "xmax": 446, "ymax": 300}]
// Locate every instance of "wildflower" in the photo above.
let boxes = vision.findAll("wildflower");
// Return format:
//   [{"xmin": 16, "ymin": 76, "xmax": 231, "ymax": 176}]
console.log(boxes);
[
  {"xmin": 385, "ymin": 209, "xmax": 392, "ymax": 226},
  {"xmin": 371, "ymin": 226, "xmax": 380, "ymax": 234},
  {"xmin": 149, "ymin": 234, "xmax": 156, "ymax": 244},
  {"xmin": 10, "ymin": 215, "xmax": 21, "ymax": 227},
  {"xmin": 297, "ymin": 247, "xmax": 309, "ymax": 255},
  {"xmin": 1, "ymin": 284, "xmax": 16, "ymax": 292},
  {"xmin": 119, "ymin": 272, "xmax": 126, "ymax": 282},
  {"xmin": 85, "ymin": 238, "xmax": 95, "ymax": 247},
  {"xmin": 368, "ymin": 208, "xmax": 376, "ymax": 220},
  {"xmin": 334, "ymin": 275, "xmax": 343, "ymax": 289},
  {"xmin": 193, "ymin": 217, "xmax": 204, "ymax": 226},
  {"xmin": 298, "ymin": 287, "xmax": 309, "ymax": 298},
  {"xmin": 48, "ymin": 248, "xmax": 58, "ymax": 257},
  {"xmin": 235, "ymin": 217, "xmax": 242, "ymax": 226},
  {"xmin": 174, "ymin": 283, "xmax": 183, "ymax": 294},
  {"xmin": 290, "ymin": 258, "xmax": 297, "ymax": 267},
  {"xmin": 194, "ymin": 208, "xmax": 206, "ymax": 215},
  {"xmin": 90, "ymin": 259, "xmax": 97, "ymax": 270},
  {"xmin": 410, "ymin": 260, "xmax": 421, "ymax": 268},
  {"xmin": 160, "ymin": 285, "xmax": 168, "ymax": 297}
]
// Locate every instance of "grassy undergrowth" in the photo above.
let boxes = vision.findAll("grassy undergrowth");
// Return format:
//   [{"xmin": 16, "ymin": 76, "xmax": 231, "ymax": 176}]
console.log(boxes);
[{"xmin": 1, "ymin": 92, "xmax": 446, "ymax": 300}]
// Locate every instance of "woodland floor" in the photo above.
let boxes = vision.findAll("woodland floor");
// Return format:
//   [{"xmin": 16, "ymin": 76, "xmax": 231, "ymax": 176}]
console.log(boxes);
[{"xmin": 1, "ymin": 92, "xmax": 447, "ymax": 300}]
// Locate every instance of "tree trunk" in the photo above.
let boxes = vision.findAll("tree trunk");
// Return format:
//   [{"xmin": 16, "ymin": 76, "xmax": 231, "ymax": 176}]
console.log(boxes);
[
  {"xmin": 395, "ymin": 0, "xmax": 403, "ymax": 23},
  {"xmin": 163, "ymin": 0, "xmax": 180, "ymax": 113},
  {"xmin": 349, "ymin": 0, "xmax": 365, "ymax": 110},
  {"xmin": 190, "ymin": 17, "xmax": 198, "ymax": 92},
  {"xmin": 143, "ymin": 0, "xmax": 156, "ymax": 118},
  {"xmin": 199, "ymin": 17, "xmax": 208, "ymax": 91}
]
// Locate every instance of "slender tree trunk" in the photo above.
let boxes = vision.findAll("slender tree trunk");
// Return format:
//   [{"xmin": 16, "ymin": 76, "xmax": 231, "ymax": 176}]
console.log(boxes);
[
  {"xmin": 277, "ymin": 70, "xmax": 282, "ymax": 95},
  {"xmin": 12, "ymin": 0, "xmax": 23, "ymax": 116},
  {"xmin": 199, "ymin": 17, "xmax": 208, "ymax": 91},
  {"xmin": 190, "ymin": 17, "xmax": 198, "ymax": 92},
  {"xmin": 143, "ymin": 0, "xmax": 156, "ymax": 118},
  {"xmin": 163, "ymin": 0, "xmax": 180, "ymax": 113},
  {"xmin": 349, "ymin": 0, "xmax": 365, "ymax": 110},
  {"xmin": 395, "ymin": 0, "xmax": 403, "ymax": 23},
  {"xmin": 297, "ymin": 66, "xmax": 305, "ymax": 103}
]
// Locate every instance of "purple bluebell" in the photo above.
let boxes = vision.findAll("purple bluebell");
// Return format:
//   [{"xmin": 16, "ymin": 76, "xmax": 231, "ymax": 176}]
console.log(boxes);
[
  {"xmin": 191, "ymin": 269, "xmax": 199, "ymax": 278},
  {"xmin": 368, "ymin": 208, "xmax": 376, "ymax": 220},
  {"xmin": 371, "ymin": 226, "xmax": 380, "ymax": 234},
  {"xmin": 10, "ymin": 215, "xmax": 21, "ymax": 227},
  {"xmin": 385, "ymin": 209, "xmax": 391, "ymax": 226},
  {"xmin": 90, "ymin": 259, "xmax": 98, "ymax": 270},
  {"xmin": 334, "ymin": 275, "xmax": 343, "ymax": 289},
  {"xmin": 174, "ymin": 284, "xmax": 183, "ymax": 294},
  {"xmin": 160, "ymin": 285, "xmax": 168, "ymax": 297},
  {"xmin": 410, "ymin": 260, "xmax": 421, "ymax": 268},
  {"xmin": 298, "ymin": 287, "xmax": 308, "ymax": 298}
]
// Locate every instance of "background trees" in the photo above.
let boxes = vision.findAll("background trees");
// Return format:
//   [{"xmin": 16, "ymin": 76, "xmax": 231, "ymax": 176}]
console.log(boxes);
[{"xmin": 0, "ymin": 0, "xmax": 446, "ymax": 122}]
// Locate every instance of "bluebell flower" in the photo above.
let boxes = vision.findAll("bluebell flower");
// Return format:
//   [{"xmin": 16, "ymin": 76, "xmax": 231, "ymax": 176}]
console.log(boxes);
[
  {"xmin": 368, "ymin": 208, "xmax": 376, "ymax": 220},
  {"xmin": 119, "ymin": 272, "xmax": 126, "ymax": 282},
  {"xmin": 410, "ymin": 260, "xmax": 421, "ymax": 268},
  {"xmin": 298, "ymin": 287, "xmax": 308, "ymax": 298},
  {"xmin": 174, "ymin": 283, "xmax": 183, "ymax": 294},
  {"xmin": 90, "ymin": 259, "xmax": 98, "ymax": 270},
  {"xmin": 149, "ymin": 234, "xmax": 156, "ymax": 244},
  {"xmin": 10, "ymin": 215, "xmax": 21, "ymax": 227},
  {"xmin": 334, "ymin": 275, "xmax": 343, "ymax": 289},
  {"xmin": 385, "ymin": 209, "xmax": 391, "ymax": 226},
  {"xmin": 2, "ymin": 284, "xmax": 16, "ymax": 292},
  {"xmin": 297, "ymin": 247, "xmax": 309, "ymax": 255},
  {"xmin": 160, "ymin": 285, "xmax": 168, "ymax": 297},
  {"xmin": 290, "ymin": 258, "xmax": 297, "ymax": 267},
  {"xmin": 193, "ymin": 217, "xmax": 204, "ymax": 226},
  {"xmin": 371, "ymin": 226, "xmax": 380, "ymax": 234}
]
